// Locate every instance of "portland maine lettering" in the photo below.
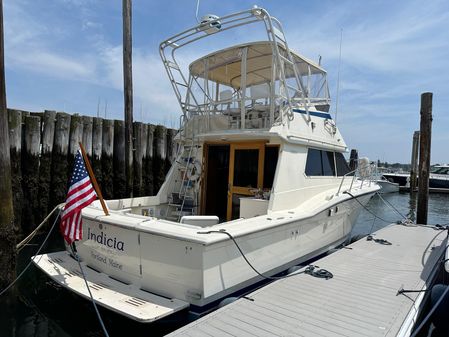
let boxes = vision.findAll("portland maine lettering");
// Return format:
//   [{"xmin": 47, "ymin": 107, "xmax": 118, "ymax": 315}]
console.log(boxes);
[
  {"xmin": 91, "ymin": 251, "xmax": 123, "ymax": 270},
  {"xmin": 87, "ymin": 227, "xmax": 125, "ymax": 251}
]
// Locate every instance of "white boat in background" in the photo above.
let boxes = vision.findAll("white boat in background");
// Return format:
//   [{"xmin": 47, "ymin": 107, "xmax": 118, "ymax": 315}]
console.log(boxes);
[
  {"xmin": 374, "ymin": 167, "xmax": 400, "ymax": 193},
  {"xmin": 376, "ymin": 176, "xmax": 400, "ymax": 193},
  {"xmin": 33, "ymin": 7, "xmax": 379, "ymax": 322},
  {"xmin": 383, "ymin": 164, "xmax": 449, "ymax": 192}
]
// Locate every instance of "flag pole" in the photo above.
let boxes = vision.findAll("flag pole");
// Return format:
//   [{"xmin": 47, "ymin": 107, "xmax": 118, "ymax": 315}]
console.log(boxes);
[{"xmin": 79, "ymin": 142, "xmax": 109, "ymax": 216}]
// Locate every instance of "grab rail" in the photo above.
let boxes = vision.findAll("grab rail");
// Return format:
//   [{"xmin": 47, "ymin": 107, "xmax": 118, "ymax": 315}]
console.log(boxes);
[{"xmin": 337, "ymin": 162, "xmax": 378, "ymax": 195}]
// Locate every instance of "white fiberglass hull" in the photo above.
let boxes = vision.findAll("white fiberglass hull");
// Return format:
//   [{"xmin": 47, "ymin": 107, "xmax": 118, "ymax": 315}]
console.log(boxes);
[
  {"xmin": 56, "ymin": 189, "xmax": 375, "ymax": 312},
  {"xmin": 377, "ymin": 180, "xmax": 400, "ymax": 194}
]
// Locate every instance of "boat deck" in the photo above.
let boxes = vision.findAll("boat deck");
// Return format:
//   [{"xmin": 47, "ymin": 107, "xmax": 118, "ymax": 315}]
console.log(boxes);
[{"xmin": 167, "ymin": 224, "xmax": 447, "ymax": 337}]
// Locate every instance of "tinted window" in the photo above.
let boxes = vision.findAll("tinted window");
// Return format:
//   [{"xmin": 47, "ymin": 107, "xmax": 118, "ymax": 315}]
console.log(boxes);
[
  {"xmin": 306, "ymin": 149, "xmax": 338, "ymax": 176},
  {"xmin": 322, "ymin": 151, "xmax": 336, "ymax": 176},
  {"xmin": 233, "ymin": 149, "xmax": 258, "ymax": 187},
  {"xmin": 335, "ymin": 152, "xmax": 350, "ymax": 176},
  {"xmin": 305, "ymin": 149, "xmax": 322, "ymax": 176},
  {"xmin": 264, "ymin": 146, "xmax": 279, "ymax": 188}
]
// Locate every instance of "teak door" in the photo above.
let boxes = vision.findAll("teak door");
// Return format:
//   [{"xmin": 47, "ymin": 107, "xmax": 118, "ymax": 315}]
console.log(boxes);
[{"xmin": 227, "ymin": 142, "xmax": 265, "ymax": 220}]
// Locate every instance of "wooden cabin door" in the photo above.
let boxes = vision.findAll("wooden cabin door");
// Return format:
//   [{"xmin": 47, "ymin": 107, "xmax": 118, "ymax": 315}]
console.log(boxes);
[{"xmin": 227, "ymin": 142, "xmax": 265, "ymax": 220}]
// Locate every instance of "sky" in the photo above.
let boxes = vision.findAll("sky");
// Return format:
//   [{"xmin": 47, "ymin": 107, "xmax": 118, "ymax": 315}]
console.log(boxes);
[{"xmin": 3, "ymin": 0, "xmax": 449, "ymax": 164}]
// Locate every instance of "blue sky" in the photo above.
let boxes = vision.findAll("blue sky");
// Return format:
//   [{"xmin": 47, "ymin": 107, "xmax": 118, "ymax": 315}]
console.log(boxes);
[{"xmin": 3, "ymin": 0, "xmax": 449, "ymax": 164}]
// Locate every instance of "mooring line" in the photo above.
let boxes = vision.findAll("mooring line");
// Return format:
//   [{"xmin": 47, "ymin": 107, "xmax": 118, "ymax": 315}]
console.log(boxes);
[
  {"xmin": 16, "ymin": 203, "xmax": 65, "ymax": 251},
  {"xmin": 71, "ymin": 244, "xmax": 110, "ymax": 337},
  {"xmin": 0, "ymin": 208, "xmax": 61, "ymax": 297}
]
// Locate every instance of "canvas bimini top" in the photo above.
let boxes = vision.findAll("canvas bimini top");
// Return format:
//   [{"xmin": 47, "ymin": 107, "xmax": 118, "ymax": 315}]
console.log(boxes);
[{"xmin": 189, "ymin": 41, "xmax": 326, "ymax": 89}]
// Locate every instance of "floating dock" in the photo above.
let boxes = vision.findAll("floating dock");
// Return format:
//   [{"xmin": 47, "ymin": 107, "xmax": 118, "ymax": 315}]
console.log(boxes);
[{"xmin": 167, "ymin": 224, "xmax": 447, "ymax": 337}]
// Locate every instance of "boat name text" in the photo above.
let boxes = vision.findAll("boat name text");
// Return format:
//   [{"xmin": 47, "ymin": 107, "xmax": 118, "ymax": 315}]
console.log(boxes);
[{"xmin": 87, "ymin": 227, "xmax": 125, "ymax": 251}]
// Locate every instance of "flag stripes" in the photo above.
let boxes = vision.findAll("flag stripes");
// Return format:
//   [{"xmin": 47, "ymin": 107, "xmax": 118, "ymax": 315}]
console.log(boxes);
[{"xmin": 60, "ymin": 150, "xmax": 97, "ymax": 244}]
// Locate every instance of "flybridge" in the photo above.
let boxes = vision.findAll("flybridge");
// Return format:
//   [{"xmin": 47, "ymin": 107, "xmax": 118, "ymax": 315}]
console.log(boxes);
[{"xmin": 160, "ymin": 7, "xmax": 330, "ymax": 134}]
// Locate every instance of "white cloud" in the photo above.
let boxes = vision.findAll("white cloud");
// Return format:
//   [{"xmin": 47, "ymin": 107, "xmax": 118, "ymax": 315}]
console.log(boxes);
[{"xmin": 9, "ymin": 51, "xmax": 94, "ymax": 79}]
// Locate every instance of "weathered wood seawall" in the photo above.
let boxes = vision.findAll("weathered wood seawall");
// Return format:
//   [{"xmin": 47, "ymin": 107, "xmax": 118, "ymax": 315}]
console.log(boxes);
[{"xmin": 7, "ymin": 109, "xmax": 176, "ymax": 235}]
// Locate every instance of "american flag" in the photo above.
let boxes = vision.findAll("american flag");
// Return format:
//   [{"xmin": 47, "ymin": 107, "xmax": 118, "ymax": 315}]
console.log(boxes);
[{"xmin": 60, "ymin": 150, "xmax": 97, "ymax": 244}]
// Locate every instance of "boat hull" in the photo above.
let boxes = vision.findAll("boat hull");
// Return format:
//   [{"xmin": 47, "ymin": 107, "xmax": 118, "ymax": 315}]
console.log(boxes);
[
  {"xmin": 71, "ymin": 191, "xmax": 374, "ymax": 309},
  {"xmin": 377, "ymin": 180, "xmax": 400, "ymax": 194},
  {"xmin": 383, "ymin": 173, "xmax": 449, "ymax": 190}
]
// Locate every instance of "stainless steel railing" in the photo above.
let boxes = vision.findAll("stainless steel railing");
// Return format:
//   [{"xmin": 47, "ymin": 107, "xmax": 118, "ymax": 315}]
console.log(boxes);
[{"xmin": 337, "ymin": 162, "xmax": 378, "ymax": 195}]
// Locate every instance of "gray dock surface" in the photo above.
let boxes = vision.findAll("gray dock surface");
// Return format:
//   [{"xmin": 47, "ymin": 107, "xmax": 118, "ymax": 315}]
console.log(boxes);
[{"xmin": 167, "ymin": 224, "xmax": 447, "ymax": 337}]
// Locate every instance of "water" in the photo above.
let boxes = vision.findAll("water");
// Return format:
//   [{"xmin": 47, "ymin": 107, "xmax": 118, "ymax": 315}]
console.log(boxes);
[{"xmin": 1, "ymin": 192, "xmax": 449, "ymax": 337}]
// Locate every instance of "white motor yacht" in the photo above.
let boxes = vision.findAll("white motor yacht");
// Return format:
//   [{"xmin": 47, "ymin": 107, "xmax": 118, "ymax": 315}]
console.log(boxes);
[
  {"xmin": 34, "ymin": 7, "xmax": 379, "ymax": 322},
  {"xmin": 383, "ymin": 164, "xmax": 449, "ymax": 191}
]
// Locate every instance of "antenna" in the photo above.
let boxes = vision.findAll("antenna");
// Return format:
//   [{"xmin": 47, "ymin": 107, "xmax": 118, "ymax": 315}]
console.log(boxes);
[
  {"xmin": 195, "ymin": 0, "xmax": 201, "ymax": 23},
  {"xmin": 335, "ymin": 28, "xmax": 343, "ymax": 126}
]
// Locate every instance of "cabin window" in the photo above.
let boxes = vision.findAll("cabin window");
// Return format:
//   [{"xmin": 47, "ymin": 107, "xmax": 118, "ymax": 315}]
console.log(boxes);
[
  {"xmin": 322, "ymin": 151, "xmax": 336, "ymax": 176},
  {"xmin": 305, "ymin": 149, "xmax": 322, "ymax": 176},
  {"xmin": 233, "ymin": 149, "xmax": 259, "ymax": 188},
  {"xmin": 335, "ymin": 152, "xmax": 351, "ymax": 176},
  {"xmin": 263, "ymin": 146, "xmax": 279, "ymax": 188},
  {"xmin": 305, "ymin": 148, "xmax": 336, "ymax": 176}
]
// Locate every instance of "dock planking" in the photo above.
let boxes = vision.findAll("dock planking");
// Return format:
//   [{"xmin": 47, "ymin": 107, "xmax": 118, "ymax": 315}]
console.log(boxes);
[{"xmin": 167, "ymin": 224, "xmax": 447, "ymax": 337}]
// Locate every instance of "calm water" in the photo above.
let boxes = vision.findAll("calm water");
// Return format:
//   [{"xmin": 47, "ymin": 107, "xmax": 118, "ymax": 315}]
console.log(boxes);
[{"xmin": 1, "ymin": 192, "xmax": 449, "ymax": 337}]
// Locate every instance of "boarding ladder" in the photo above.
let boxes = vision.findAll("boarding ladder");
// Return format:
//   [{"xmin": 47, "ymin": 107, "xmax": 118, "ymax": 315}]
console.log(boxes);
[
  {"xmin": 261, "ymin": 12, "xmax": 311, "ymax": 122},
  {"xmin": 167, "ymin": 140, "xmax": 201, "ymax": 221}
]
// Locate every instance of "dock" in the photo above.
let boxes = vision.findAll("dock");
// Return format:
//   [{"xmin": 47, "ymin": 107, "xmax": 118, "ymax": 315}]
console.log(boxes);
[{"xmin": 167, "ymin": 224, "xmax": 447, "ymax": 337}]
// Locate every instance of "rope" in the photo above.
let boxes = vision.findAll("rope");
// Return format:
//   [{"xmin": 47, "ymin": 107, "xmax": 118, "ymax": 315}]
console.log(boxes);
[
  {"xmin": 71, "ymin": 244, "xmax": 110, "ymax": 337},
  {"xmin": 198, "ymin": 230, "xmax": 332, "ymax": 281},
  {"xmin": 0, "ymin": 208, "xmax": 61, "ymax": 297},
  {"xmin": 304, "ymin": 265, "xmax": 333, "ymax": 279},
  {"xmin": 16, "ymin": 203, "xmax": 65, "ymax": 251},
  {"xmin": 366, "ymin": 235, "xmax": 392, "ymax": 245},
  {"xmin": 344, "ymin": 191, "xmax": 398, "ymax": 224},
  {"xmin": 376, "ymin": 192, "xmax": 408, "ymax": 221}
]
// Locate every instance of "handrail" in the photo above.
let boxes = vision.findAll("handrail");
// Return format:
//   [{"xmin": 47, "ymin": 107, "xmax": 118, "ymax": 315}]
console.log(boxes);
[{"xmin": 337, "ymin": 162, "xmax": 378, "ymax": 195}]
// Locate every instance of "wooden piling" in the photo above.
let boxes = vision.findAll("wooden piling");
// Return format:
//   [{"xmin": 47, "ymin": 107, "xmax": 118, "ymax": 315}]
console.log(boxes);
[
  {"xmin": 165, "ymin": 128, "xmax": 175, "ymax": 175},
  {"xmin": 410, "ymin": 131, "xmax": 420, "ymax": 193},
  {"xmin": 101, "ymin": 119, "xmax": 114, "ymax": 199},
  {"xmin": 3, "ymin": 108, "xmax": 176, "ymax": 231},
  {"xmin": 123, "ymin": 0, "xmax": 134, "ymax": 197},
  {"xmin": 113, "ymin": 120, "xmax": 126, "ymax": 198},
  {"xmin": 8, "ymin": 109, "xmax": 22, "ymax": 234},
  {"xmin": 144, "ymin": 125, "xmax": 154, "ymax": 195},
  {"xmin": 153, "ymin": 125, "xmax": 167, "ymax": 193},
  {"xmin": 68, "ymin": 114, "xmax": 83, "ymax": 166},
  {"xmin": 92, "ymin": 117, "xmax": 103, "ymax": 189},
  {"xmin": 82, "ymin": 116, "xmax": 93, "ymax": 158},
  {"xmin": 417, "ymin": 93, "xmax": 433, "ymax": 225},
  {"xmin": 133, "ymin": 122, "xmax": 143, "ymax": 197},
  {"xmin": 38, "ymin": 110, "xmax": 56, "ymax": 221},
  {"xmin": 22, "ymin": 115, "xmax": 41, "ymax": 233},
  {"xmin": 0, "ymin": 0, "xmax": 16, "ymax": 291},
  {"xmin": 140, "ymin": 124, "xmax": 148, "ymax": 196},
  {"xmin": 49, "ymin": 112, "xmax": 71, "ymax": 210}
]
